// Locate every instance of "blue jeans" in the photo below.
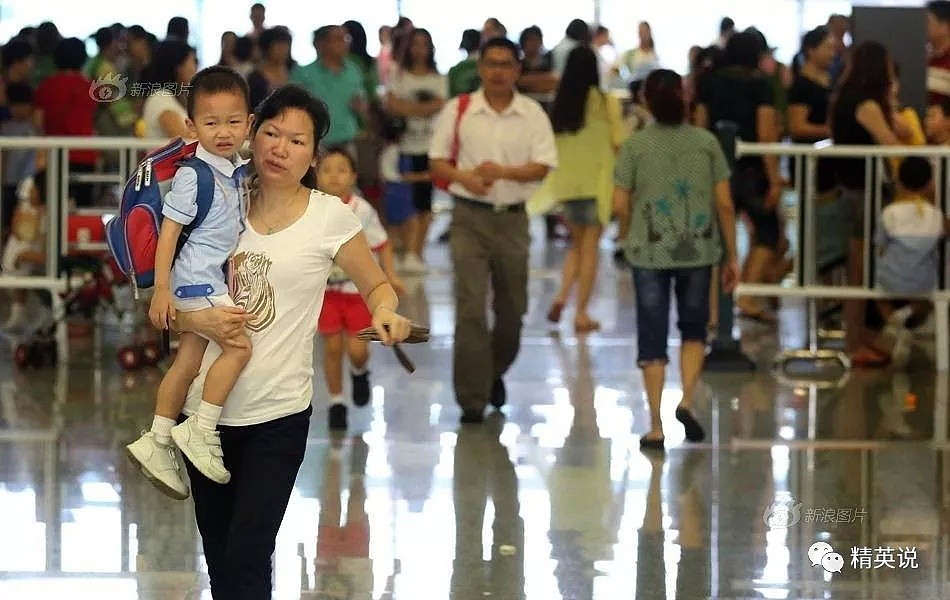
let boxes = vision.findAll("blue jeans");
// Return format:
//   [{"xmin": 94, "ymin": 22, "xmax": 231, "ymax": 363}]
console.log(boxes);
[{"xmin": 632, "ymin": 266, "xmax": 712, "ymax": 366}]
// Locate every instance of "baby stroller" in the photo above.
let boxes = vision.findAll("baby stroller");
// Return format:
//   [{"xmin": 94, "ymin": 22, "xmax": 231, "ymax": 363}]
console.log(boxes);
[{"xmin": 12, "ymin": 215, "xmax": 166, "ymax": 370}]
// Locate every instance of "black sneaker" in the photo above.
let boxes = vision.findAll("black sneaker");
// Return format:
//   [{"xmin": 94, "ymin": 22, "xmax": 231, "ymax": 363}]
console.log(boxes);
[
  {"xmin": 351, "ymin": 371, "xmax": 371, "ymax": 406},
  {"xmin": 328, "ymin": 404, "xmax": 348, "ymax": 431},
  {"xmin": 490, "ymin": 379, "xmax": 506, "ymax": 409},
  {"xmin": 460, "ymin": 408, "xmax": 485, "ymax": 424}
]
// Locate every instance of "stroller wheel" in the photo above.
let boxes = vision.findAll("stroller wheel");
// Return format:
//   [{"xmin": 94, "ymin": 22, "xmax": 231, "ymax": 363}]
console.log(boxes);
[
  {"xmin": 14, "ymin": 344, "xmax": 32, "ymax": 369},
  {"xmin": 117, "ymin": 346, "xmax": 142, "ymax": 371},
  {"xmin": 141, "ymin": 341, "xmax": 163, "ymax": 367},
  {"xmin": 34, "ymin": 339, "xmax": 56, "ymax": 367}
]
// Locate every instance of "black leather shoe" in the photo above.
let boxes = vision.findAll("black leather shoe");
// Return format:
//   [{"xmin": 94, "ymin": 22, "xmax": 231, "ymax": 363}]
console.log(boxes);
[{"xmin": 490, "ymin": 379, "xmax": 506, "ymax": 409}]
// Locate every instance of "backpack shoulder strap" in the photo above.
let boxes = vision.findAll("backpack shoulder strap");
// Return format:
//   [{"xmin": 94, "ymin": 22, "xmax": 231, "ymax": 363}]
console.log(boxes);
[{"xmin": 178, "ymin": 157, "xmax": 217, "ymax": 232}]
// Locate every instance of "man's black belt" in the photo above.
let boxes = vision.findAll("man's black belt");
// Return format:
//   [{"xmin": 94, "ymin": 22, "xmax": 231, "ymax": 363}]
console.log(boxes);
[{"xmin": 453, "ymin": 195, "xmax": 526, "ymax": 213}]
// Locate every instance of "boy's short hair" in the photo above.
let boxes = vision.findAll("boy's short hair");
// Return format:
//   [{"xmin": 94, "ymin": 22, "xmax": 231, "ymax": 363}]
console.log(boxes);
[
  {"xmin": 898, "ymin": 156, "xmax": 933, "ymax": 191},
  {"xmin": 53, "ymin": 38, "xmax": 88, "ymax": 71},
  {"xmin": 6, "ymin": 83, "xmax": 34, "ymax": 105},
  {"xmin": 1, "ymin": 40, "xmax": 33, "ymax": 71},
  {"xmin": 185, "ymin": 66, "xmax": 251, "ymax": 119},
  {"xmin": 321, "ymin": 146, "xmax": 357, "ymax": 172}
]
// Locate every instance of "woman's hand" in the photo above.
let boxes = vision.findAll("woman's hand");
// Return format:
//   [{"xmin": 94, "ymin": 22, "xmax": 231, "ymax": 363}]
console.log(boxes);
[
  {"xmin": 371, "ymin": 306, "xmax": 411, "ymax": 346},
  {"xmin": 174, "ymin": 305, "xmax": 251, "ymax": 347},
  {"xmin": 148, "ymin": 288, "xmax": 176, "ymax": 330},
  {"xmin": 721, "ymin": 259, "xmax": 740, "ymax": 294}
]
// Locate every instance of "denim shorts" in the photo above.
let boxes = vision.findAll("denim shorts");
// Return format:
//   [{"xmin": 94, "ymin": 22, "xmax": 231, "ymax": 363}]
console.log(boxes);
[
  {"xmin": 632, "ymin": 265, "xmax": 712, "ymax": 366},
  {"xmin": 561, "ymin": 198, "xmax": 598, "ymax": 226}
]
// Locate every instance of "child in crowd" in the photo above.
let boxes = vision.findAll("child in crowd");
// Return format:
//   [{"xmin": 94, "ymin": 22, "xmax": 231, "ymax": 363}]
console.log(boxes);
[
  {"xmin": 378, "ymin": 119, "xmax": 428, "ymax": 272},
  {"xmin": 925, "ymin": 98, "xmax": 950, "ymax": 144},
  {"xmin": 126, "ymin": 66, "xmax": 252, "ymax": 500},
  {"xmin": 874, "ymin": 157, "xmax": 949, "ymax": 367},
  {"xmin": 317, "ymin": 147, "xmax": 404, "ymax": 431},
  {"xmin": 1, "ymin": 83, "xmax": 46, "ymax": 333},
  {"xmin": 0, "ymin": 83, "xmax": 40, "ymax": 245},
  {"xmin": 1, "ymin": 176, "xmax": 48, "ymax": 333}
]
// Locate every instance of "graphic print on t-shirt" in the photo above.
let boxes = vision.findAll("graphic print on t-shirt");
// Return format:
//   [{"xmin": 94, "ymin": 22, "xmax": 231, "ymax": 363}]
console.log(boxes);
[
  {"xmin": 232, "ymin": 250, "xmax": 276, "ymax": 332},
  {"xmin": 642, "ymin": 174, "xmax": 712, "ymax": 264}
]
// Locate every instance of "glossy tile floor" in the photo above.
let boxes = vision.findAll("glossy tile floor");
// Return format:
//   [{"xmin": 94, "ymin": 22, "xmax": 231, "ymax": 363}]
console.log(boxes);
[{"xmin": 1, "ymin": 215, "xmax": 950, "ymax": 599}]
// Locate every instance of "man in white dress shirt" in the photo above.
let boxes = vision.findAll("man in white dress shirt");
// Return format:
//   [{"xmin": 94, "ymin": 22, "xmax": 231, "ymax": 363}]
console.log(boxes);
[{"xmin": 429, "ymin": 37, "xmax": 557, "ymax": 424}]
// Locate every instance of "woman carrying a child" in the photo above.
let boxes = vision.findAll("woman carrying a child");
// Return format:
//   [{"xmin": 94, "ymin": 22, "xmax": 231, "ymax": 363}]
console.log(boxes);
[{"xmin": 170, "ymin": 84, "xmax": 411, "ymax": 598}]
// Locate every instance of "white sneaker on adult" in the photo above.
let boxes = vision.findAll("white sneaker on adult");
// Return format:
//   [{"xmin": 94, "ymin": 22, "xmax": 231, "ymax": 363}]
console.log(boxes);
[
  {"xmin": 171, "ymin": 415, "xmax": 231, "ymax": 484},
  {"xmin": 126, "ymin": 431, "xmax": 190, "ymax": 500}
]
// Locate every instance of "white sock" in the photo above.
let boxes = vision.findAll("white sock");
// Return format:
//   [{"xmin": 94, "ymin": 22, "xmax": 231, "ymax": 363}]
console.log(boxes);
[
  {"xmin": 150, "ymin": 415, "xmax": 176, "ymax": 446},
  {"xmin": 195, "ymin": 401, "xmax": 223, "ymax": 431},
  {"xmin": 330, "ymin": 394, "xmax": 345, "ymax": 405},
  {"xmin": 350, "ymin": 365, "xmax": 368, "ymax": 376}
]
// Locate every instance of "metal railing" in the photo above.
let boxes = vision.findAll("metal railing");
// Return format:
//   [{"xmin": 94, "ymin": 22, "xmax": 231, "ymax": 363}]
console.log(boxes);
[
  {"xmin": 0, "ymin": 137, "xmax": 169, "ymax": 362},
  {"xmin": 736, "ymin": 141, "xmax": 950, "ymax": 373}
]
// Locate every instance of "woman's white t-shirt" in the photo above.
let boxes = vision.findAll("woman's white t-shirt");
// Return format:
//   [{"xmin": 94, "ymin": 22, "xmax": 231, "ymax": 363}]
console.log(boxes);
[
  {"xmin": 183, "ymin": 190, "xmax": 362, "ymax": 426},
  {"xmin": 388, "ymin": 70, "xmax": 447, "ymax": 155},
  {"xmin": 142, "ymin": 91, "xmax": 188, "ymax": 139}
]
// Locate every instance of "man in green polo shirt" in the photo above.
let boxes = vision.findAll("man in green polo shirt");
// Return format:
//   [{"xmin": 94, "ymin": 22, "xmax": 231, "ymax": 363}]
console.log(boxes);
[{"xmin": 290, "ymin": 25, "xmax": 367, "ymax": 150}]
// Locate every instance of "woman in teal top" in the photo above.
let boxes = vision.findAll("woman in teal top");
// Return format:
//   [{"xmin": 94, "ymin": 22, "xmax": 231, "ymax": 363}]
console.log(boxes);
[{"xmin": 613, "ymin": 70, "xmax": 740, "ymax": 452}]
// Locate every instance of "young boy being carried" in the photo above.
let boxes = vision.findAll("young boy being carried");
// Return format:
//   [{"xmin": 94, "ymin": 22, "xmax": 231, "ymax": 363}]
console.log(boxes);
[{"xmin": 126, "ymin": 66, "xmax": 253, "ymax": 499}]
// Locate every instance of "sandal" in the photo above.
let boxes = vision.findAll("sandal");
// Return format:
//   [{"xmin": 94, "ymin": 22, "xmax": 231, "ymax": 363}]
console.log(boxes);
[
  {"xmin": 574, "ymin": 319, "xmax": 601, "ymax": 333},
  {"xmin": 547, "ymin": 301, "xmax": 565, "ymax": 324},
  {"xmin": 675, "ymin": 407, "xmax": 706, "ymax": 442}
]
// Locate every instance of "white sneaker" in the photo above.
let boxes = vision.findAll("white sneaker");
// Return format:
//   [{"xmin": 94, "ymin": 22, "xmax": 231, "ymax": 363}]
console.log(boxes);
[
  {"xmin": 126, "ymin": 432, "xmax": 190, "ymax": 500},
  {"xmin": 401, "ymin": 253, "xmax": 429, "ymax": 275},
  {"xmin": 170, "ymin": 415, "xmax": 230, "ymax": 484}
]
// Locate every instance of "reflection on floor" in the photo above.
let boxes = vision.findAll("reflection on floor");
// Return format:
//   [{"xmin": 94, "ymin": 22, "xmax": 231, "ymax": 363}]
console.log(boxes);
[{"xmin": 1, "ymin": 218, "xmax": 949, "ymax": 599}]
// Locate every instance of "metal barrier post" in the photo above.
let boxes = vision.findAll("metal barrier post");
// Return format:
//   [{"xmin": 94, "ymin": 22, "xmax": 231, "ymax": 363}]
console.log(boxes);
[{"xmin": 705, "ymin": 121, "xmax": 755, "ymax": 372}]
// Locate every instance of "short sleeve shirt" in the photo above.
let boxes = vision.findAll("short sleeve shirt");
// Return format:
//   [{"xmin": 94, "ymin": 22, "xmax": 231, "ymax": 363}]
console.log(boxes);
[
  {"xmin": 388, "ymin": 70, "xmax": 447, "ymax": 155},
  {"xmin": 184, "ymin": 190, "xmax": 363, "ymax": 426},
  {"xmin": 327, "ymin": 195, "xmax": 388, "ymax": 294},
  {"xmin": 614, "ymin": 124, "xmax": 731, "ymax": 269},
  {"xmin": 162, "ymin": 145, "xmax": 249, "ymax": 299}
]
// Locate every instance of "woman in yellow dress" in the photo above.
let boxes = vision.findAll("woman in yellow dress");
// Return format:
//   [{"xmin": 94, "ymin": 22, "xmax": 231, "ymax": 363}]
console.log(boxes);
[{"xmin": 533, "ymin": 46, "xmax": 625, "ymax": 333}]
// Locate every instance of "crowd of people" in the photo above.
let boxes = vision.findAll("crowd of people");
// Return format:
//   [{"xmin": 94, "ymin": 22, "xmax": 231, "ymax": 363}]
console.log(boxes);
[
  {"xmin": 0, "ymin": 3, "xmax": 948, "ymax": 414},
  {"xmin": 2, "ymin": 4, "xmax": 950, "ymax": 597}
]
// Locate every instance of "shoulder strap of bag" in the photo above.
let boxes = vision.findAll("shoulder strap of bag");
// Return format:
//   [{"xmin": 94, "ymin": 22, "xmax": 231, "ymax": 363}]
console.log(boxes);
[{"xmin": 449, "ymin": 93, "xmax": 472, "ymax": 163}]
